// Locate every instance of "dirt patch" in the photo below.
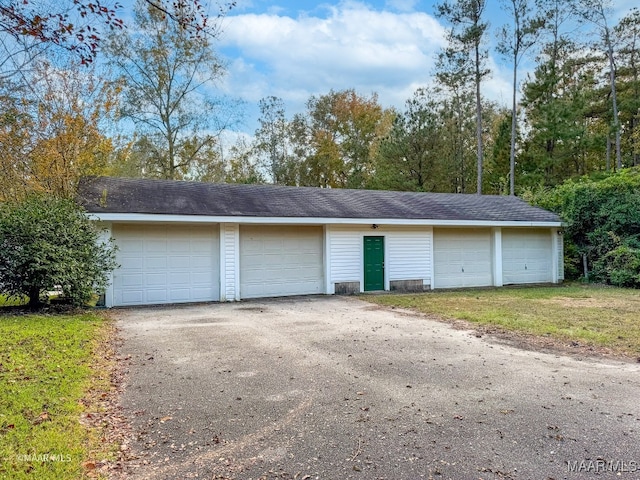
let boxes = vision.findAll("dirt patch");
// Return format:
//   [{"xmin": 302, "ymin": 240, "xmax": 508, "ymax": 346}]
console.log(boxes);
[{"xmin": 542, "ymin": 296, "xmax": 623, "ymax": 309}]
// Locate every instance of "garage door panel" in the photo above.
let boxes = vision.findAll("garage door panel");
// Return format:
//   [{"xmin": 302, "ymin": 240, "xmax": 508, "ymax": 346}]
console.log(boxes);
[
  {"xmin": 167, "ymin": 241, "xmax": 186, "ymax": 252},
  {"xmin": 168, "ymin": 256, "xmax": 188, "ymax": 268},
  {"xmin": 146, "ymin": 290, "xmax": 168, "ymax": 302},
  {"xmin": 146, "ymin": 273, "xmax": 167, "ymax": 286},
  {"xmin": 434, "ymin": 228, "xmax": 493, "ymax": 289},
  {"xmin": 120, "ymin": 255, "xmax": 143, "ymax": 268},
  {"xmin": 113, "ymin": 224, "xmax": 220, "ymax": 306},
  {"xmin": 169, "ymin": 289, "xmax": 190, "ymax": 301},
  {"xmin": 190, "ymin": 256, "xmax": 214, "ymax": 269},
  {"xmin": 263, "ymin": 238, "xmax": 283, "ymax": 251},
  {"xmin": 169, "ymin": 272, "xmax": 190, "ymax": 284},
  {"xmin": 121, "ymin": 291, "xmax": 143, "ymax": 304},
  {"xmin": 145, "ymin": 256, "xmax": 167, "ymax": 269},
  {"xmin": 240, "ymin": 226, "xmax": 324, "ymax": 299},
  {"xmin": 190, "ymin": 271, "xmax": 213, "ymax": 283},
  {"xmin": 503, "ymin": 229, "xmax": 552, "ymax": 284},
  {"xmin": 464, "ymin": 262, "xmax": 491, "ymax": 275},
  {"xmin": 120, "ymin": 238, "xmax": 143, "ymax": 250},
  {"xmin": 147, "ymin": 240, "xmax": 167, "ymax": 252},
  {"xmin": 119, "ymin": 273, "xmax": 143, "ymax": 287}
]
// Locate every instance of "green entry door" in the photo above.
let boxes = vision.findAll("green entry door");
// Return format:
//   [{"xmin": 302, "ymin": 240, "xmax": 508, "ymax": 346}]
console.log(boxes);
[{"xmin": 364, "ymin": 236, "xmax": 384, "ymax": 291}]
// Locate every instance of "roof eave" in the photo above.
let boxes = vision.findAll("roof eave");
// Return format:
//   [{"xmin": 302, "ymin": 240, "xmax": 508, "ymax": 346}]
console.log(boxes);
[{"xmin": 90, "ymin": 212, "xmax": 564, "ymax": 228}]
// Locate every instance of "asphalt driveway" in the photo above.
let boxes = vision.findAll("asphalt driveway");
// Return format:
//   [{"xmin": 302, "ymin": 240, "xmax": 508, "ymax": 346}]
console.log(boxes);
[{"xmin": 114, "ymin": 296, "xmax": 640, "ymax": 480}]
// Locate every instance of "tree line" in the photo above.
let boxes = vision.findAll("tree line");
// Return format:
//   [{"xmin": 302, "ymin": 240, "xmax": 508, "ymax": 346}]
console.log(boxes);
[{"xmin": 1, "ymin": 0, "xmax": 639, "ymax": 201}]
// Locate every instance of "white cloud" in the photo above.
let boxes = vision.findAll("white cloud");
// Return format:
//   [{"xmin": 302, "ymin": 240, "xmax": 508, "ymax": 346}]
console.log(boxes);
[
  {"xmin": 216, "ymin": 0, "xmax": 525, "ymax": 134},
  {"xmin": 218, "ymin": 1, "xmax": 447, "ymax": 125},
  {"xmin": 484, "ymin": 56, "xmax": 515, "ymax": 107}
]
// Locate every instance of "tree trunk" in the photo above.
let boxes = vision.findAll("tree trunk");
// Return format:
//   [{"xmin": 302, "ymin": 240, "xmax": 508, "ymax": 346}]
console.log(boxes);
[
  {"xmin": 605, "ymin": 31, "xmax": 622, "ymax": 170},
  {"xmin": 475, "ymin": 44, "xmax": 484, "ymax": 195},
  {"xmin": 633, "ymin": 117, "xmax": 640, "ymax": 166},
  {"xmin": 509, "ymin": 53, "xmax": 518, "ymax": 196},
  {"xmin": 28, "ymin": 285, "xmax": 41, "ymax": 309}
]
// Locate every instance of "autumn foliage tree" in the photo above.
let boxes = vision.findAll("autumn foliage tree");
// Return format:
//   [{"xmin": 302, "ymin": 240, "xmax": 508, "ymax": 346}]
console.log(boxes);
[
  {"xmin": 105, "ymin": 0, "xmax": 236, "ymax": 180},
  {"xmin": 0, "ymin": 0, "xmax": 232, "ymax": 69},
  {"xmin": 299, "ymin": 89, "xmax": 393, "ymax": 189},
  {"xmin": 0, "ymin": 60, "xmax": 117, "ymax": 200},
  {"xmin": 0, "ymin": 0, "xmax": 123, "ymax": 69}
]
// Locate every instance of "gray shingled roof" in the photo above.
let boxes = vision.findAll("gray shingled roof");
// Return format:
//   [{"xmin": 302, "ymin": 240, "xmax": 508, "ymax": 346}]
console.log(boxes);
[{"xmin": 77, "ymin": 176, "xmax": 561, "ymax": 223}]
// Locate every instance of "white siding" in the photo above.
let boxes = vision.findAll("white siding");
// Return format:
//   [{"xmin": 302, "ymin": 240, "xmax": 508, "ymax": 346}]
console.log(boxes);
[
  {"xmin": 329, "ymin": 227, "xmax": 362, "ymax": 283},
  {"xmin": 557, "ymin": 233, "xmax": 565, "ymax": 281},
  {"xmin": 220, "ymin": 223, "xmax": 239, "ymax": 301},
  {"xmin": 492, "ymin": 228, "xmax": 503, "ymax": 287},
  {"xmin": 387, "ymin": 230, "xmax": 431, "ymax": 284},
  {"xmin": 328, "ymin": 226, "xmax": 433, "ymax": 289}
]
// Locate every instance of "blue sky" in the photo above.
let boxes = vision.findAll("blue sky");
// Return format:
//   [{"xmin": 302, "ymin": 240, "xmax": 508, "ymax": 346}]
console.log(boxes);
[
  {"xmin": 218, "ymin": 0, "xmax": 452, "ymax": 134},
  {"xmin": 129, "ymin": 0, "xmax": 632, "ymax": 141},
  {"xmin": 214, "ymin": 0, "xmax": 637, "ymax": 131}
]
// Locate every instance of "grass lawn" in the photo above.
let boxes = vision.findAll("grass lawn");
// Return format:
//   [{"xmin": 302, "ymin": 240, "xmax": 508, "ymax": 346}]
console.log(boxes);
[
  {"xmin": 367, "ymin": 284, "xmax": 640, "ymax": 357},
  {"xmin": 0, "ymin": 311, "xmax": 117, "ymax": 479}
]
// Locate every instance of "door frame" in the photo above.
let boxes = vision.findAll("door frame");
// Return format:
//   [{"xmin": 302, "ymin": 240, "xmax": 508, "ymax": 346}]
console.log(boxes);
[{"xmin": 363, "ymin": 235, "xmax": 385, "ymax": 291}]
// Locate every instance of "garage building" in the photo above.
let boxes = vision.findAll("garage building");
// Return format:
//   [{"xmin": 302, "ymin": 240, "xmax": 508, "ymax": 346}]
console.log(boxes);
[{"xmin": 78, "ymin": 177, "xmax": 564, "ymax": 307}]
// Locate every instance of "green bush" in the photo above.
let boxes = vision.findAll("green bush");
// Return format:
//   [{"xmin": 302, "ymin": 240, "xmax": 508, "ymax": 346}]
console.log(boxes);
[
  {"xmin": 0, "ymin": 194, "xmax": 117, "ymax": 308},
  {"xmin": 524, "ymin": 167, "xmax": 640, "ymax": 286},
  {"xmin": 594, "ymin": 244, "xmax": 640, "ymax": 288}
]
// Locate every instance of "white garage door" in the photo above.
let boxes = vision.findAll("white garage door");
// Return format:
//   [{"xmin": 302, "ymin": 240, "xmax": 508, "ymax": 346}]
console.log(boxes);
[
  {"xmin": 434, "ymin": 228, "xmax": 493, "ymax": 289},
  {"xmin": 502, "ymin": 229, "xmax": 552, "ymax": 284},
  {"xmin": 112, "ymin": 224, "xmax": 219, "ymax": 306},
  {"xmin": 240, "ymin": 226, "xmax": 324, "ymax": 299}
]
